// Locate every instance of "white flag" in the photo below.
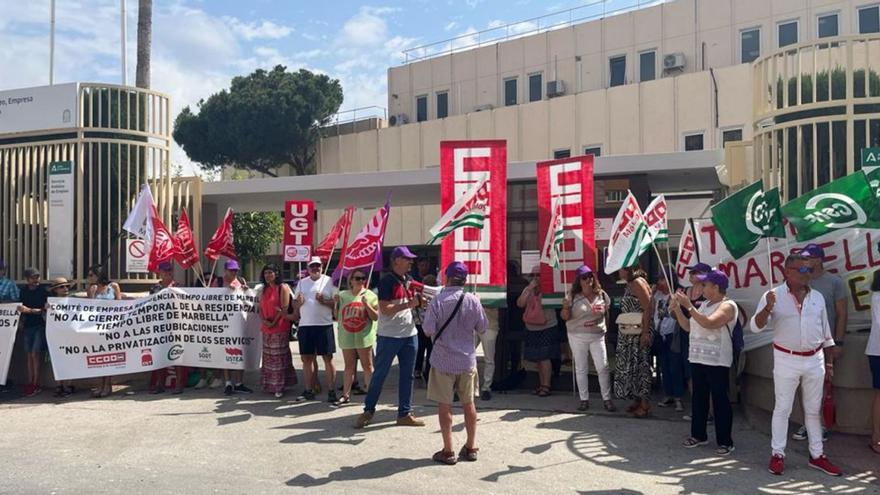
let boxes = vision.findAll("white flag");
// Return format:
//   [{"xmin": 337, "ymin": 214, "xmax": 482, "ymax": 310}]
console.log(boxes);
[
  {"xmin": 642, "ymin": 194, "xmax": 669, "ymax": 246},
  {"xmin": 123, "ymin": 184, "xmax": 156, "ymax": 247},
  {"xmin": 427, "ymin": 178, "xmax": 489, "ymax": 244},
  {"xmin": 674, "ymin": 220, "xmax": 701, "ymax": 288},
  {"xmin": 604, "ymin": 192, "xmax": 650, "ymax": 274},
  {"xmin": 540, "ymin": 200, "xmax": 565, "ymax": 268}
]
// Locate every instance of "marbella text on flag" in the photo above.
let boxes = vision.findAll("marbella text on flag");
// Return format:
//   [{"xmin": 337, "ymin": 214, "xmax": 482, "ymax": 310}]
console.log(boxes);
[
  {"xmin": 604, "ymin": 191, "xmax": 650, "ymax": 274},
  {"xmin": 427, "ymin": 178, "xmax": 489, "ymax": 245},
  {"xmin": 781, "ymin": 171, "xmax": 880, "ymax": 241},
  {"xmin": 710, "ymin": 180, "xmax": 784, "ymax": 259}
]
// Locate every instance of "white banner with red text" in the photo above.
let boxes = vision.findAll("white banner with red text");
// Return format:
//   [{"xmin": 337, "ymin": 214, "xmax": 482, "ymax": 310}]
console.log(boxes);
[
  {"xmin": 46, "ymin": 288, "xmax": 262, "ymax": 380},
  {"xmin": 674, "ymin": 220, "xmax": 877, "ymax": 349},
  {"xmin": 0, "ymin": 304, "xmax": 21, "ymax": 385},
  {"xmin": 537, "ymin": 155, "xmax": 596, "ymax": 300},
  {"xmin": 440, "ymin": 140, "xmax": 507, "ymax": 306}
]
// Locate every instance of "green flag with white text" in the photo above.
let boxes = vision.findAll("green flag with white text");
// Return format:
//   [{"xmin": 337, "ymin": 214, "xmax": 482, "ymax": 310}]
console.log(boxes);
[
  {"xmin": 865, "ymin": 166, "xmax": 880, "ymax": 202},
  {"xmin": 781, "ymin": 171, "xmax": 880, "ymax": 241},
  {"xmin": 710, "ymin": 180, "xmax": 784, "ymax": 259}
]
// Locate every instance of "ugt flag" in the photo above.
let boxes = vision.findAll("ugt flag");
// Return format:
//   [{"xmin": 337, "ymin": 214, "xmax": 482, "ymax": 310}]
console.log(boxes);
[
  {"xmin": 710, "ymin": 180, "xmax": 784, "ymax": 259},
  {"xmin": 781, "ymin": 171, "xmax": 880, "ymax": 241},
  {"xmin": 604, "ymin": 192, "xmax": 650, "ymax": 274}
]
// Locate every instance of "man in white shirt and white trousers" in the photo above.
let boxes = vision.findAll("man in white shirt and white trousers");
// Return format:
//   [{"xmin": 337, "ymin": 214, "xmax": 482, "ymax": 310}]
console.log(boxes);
[{"xmin": 751, "ymin": 253, "xmax": 841, "ymax": 477}]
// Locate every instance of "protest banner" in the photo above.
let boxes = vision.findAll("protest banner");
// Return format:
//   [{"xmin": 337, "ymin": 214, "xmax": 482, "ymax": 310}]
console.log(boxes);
[
  {"xmin": 674, "ymin": 219, "xmax": 878, "ymax": 349},
  {"xmin": 283, "ymin": 200, "xmax": 315, "ymax": 262},
  {"xmin": 0, "ymin": 304, "xmax": 21, "ymax": 385},
  {"xmin": 440, "ymin": 140, "xmax": 507, "ymax": 305},
  {"xmin": 536, "ymin": 155, "xmax": 596, "ymax": 299},
  {"xmin": 46, "ymin": 288, "xmax": 262, "ymax": 380}
]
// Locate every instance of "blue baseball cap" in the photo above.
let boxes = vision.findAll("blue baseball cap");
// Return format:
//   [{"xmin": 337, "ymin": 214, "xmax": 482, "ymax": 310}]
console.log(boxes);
[
  {"xmin": 157, "ymin": 261, "xmax": 173, "ymax": 272},
  {"xmin": 445, "ymin": 261, "xmax": 468, "ymax": 279},
  {"xmin": 799, "ymin": 243, "xmax": 825, "ymax": 259},
  {"xmin": 224, "ymin": 259, "xmax": 240, "ymax": 271},
  {"xmin": 391, "ymin": 246, "xmax": 417, "ymax": 259},
  {"xmin": 695, "ymin": 270, "xmax": 729, "ymax": 291},
  {"xmin": 685, "ymin": 262, "xmax": 713, "ymax": 274}
]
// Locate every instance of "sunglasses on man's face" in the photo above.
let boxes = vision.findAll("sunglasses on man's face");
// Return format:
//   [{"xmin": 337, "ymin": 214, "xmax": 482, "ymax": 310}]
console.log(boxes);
[
  {"xmin": 789, "ymin": 265, "xmax": 813, "ymax": 274},
  {"xmin": 352, "ymin": 276, "xmax": 367, "ymax": 281}
]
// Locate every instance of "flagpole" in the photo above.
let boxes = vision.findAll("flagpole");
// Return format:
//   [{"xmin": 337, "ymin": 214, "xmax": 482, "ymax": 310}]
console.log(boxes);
[
  {"xmin": 207, "ymin": 259, "xmax": 218, "ymax": 287},
  {"xmin": 652, "ymin": 244, "xmax": 673, "ymax": 291},
  {"xmin": 664, "ymin": 242, "xmax": 675, "ymax": 288},
  {"xmin": 765, "ymin": 236, "xmax": 774, "ymax": 285}
]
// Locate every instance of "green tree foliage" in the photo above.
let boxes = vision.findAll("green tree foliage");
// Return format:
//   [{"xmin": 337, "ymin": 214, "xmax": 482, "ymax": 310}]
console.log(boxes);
[
  {"xmin": 233, "ymin": 212, "xmax": 283, "ymax": 269},
  {"xmin": 173, "ymin": 66, "xmax": 343, "ymax": 177}
]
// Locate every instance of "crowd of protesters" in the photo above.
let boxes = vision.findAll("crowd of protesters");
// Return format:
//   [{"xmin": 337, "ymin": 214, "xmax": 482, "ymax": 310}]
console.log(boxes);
[{"xmin": 2, "ymin": 241, "xmax": 878, "ymax": 472}]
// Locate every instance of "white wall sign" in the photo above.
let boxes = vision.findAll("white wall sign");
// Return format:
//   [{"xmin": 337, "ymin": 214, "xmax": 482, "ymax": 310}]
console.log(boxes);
[
  {"xmin": 47, "ymin": 161, "xmax": 74, "ymax": 278},
  {"xmin": 0, "ymin": 83, "xmax": 78, "ymax": 134},
  {"xmin": 520, "ymin": 250, "xmax": 540, "ymax": 275},
  {"xmin": 595, "ymin": 217, "xmax": 614, "ymax": 241},
  {"xmin": 126, "ymin": 239, "xmax": 149, "ymax": 273}
]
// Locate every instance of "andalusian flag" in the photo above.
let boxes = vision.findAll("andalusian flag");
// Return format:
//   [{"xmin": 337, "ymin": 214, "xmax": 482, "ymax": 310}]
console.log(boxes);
[
  {"xmin": 427, "ymin": 179, "xmax": 489, "ymax": 245},
  {"xmin": 643, "ymin": 194, "xmax": 669, "ymax": 245},
  {"xmin": 604, "ymin": 191, "xmax": 650, "ymax": 274},
  {"xmin": 540, "ymin": 200, "xmax": 565, "ymax": 268}
]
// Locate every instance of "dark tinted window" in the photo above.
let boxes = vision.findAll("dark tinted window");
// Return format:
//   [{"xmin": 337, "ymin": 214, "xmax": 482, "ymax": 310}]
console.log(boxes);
[
  {"xmin": 639, "ymin": 51, "xmax": 656, "ymax": 82},
  {"xmin": 553, "ymin": 149, "xmax": 570, "ymax": 159},
  {"xmin": 684, "ymin": 133, "xmax": 704, "ymax": 151},
  {"xmin": 741, "ymin": 29, "xmax": 760, "ymax": 63},
  {"xmin": 778, "ymin": 21, "xmax": 798, "ymax": 47},
  {"xmin": 722, "ymin": 129, "xmax": 743, "ymax": 147},
  {"xmin": 583, "ymin": 146, "xmax": 601, "ymax": 157},
  {"xmin": 504, "ymin": 78, "xmax": 517, "ymax": 106},
  {"xmin": 610, "ymin": 56, "xmax": 626, "ymax": 87},
  {"xmin": 416, "ymin": 96, "xmax": 427, "ymax": 122},
  {"xmin": 818, "ymin": 14, "xmax": 838, "ymax": 38},
  {"xmin": 436, "ymin": 92, "xmax": 448, "ymax": 119},
  {"xmin": 860, "ymin": 6, "xmax": 880, "ymax": 34},
  {"xmin": 529, "ymin": 73, "xmax": 542, "ymax": 102}
]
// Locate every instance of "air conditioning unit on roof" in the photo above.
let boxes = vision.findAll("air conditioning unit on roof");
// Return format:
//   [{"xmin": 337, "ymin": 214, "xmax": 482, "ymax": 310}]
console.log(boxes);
[
  {"xmin": 389, "ymin": 114, "xmax": 409, "ymax": 126},
  {"xmin": 546, "ymin": 80, "xmax": 565, "ymax": 97},
  {"xmin": 663, "ymin": 53, "xmax": 686, "ymax": 71}
]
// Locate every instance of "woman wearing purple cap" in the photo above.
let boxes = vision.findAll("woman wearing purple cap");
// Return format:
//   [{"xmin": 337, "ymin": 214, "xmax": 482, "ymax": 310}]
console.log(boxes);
[
  {"xmin": 517, "ymin": 265, "xmax": 559, "ymax": 397},
  {"xmin": 561, "ymin": 265, "xmax": 614, "ymax": 411},
  {"xmin": 671, "ymin": 269, "xmax": 737, "ymax": 456}
]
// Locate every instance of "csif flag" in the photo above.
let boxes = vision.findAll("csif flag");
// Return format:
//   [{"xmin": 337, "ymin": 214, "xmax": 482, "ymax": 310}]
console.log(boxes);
[
  {"xmin": 427, "ymin": 179, "xmax": 489, "ymax": 245},
  {"xmin": 539, "ymin": 199, "xmax": 565, "ymax": 268},
  {"xmin": 642, "ymin": 194, "xmax": 669, "ymax": 246},
  {"xmin": 334, "ymin": 199, "xmax": 390, "ymax": 280},
  {"xmin": 604, "ymin": 191, "xmax": 650, "ymax": 274},
  {"xmin": 781, "ymin": 171, "xmax": 880, "ymax": 241},
  {"xmin": 205, "ymin": 208, "xmax": 237, "ymax": 261},
  {"xmin": 710, "ymin": 180, "xmax": 784, "ymax": 259},
  {"xmin": 174, "ymin": 209, "xmax": 200, "ymax": 269},
  {"xmin": 315, "ymin": 206, "xmax": 354, "ymax": 265}
]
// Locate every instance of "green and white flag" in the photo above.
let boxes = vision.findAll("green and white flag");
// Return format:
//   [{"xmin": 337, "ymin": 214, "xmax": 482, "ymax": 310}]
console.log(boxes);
[
  {"xmin": 865, "ymin": 166, "xmax": 880, "ymax": 202},
  {"xmin": 711, "ymin": 180, "xmax": 785, "ymax": 259},
  {"xmin": 604, "ymin": 192, "xmax": 650, "ymax": 274},
  {"xmin": 427, "ymin": 179, "xmax": 488, "ymax": 245},
  {"xmin": 642, "ymin": 194, "xmax": 669, "ymax": 246},
  {"xmin": 540, "ymin": 200, "xmax": 565, "ymax": 268},
  {"xmin": 782, "ymin": 171, "xmax": 880, "ymax": 241}
]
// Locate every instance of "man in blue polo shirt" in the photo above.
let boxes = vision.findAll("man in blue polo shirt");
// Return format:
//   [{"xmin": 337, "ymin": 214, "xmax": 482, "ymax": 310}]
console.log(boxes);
[{"xmin": 355, "ymin": 246, "xmax": 426, "ymax": 428}]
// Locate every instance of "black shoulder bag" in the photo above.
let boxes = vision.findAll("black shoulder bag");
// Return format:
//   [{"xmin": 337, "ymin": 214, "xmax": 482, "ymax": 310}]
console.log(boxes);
[{"xmin": 432, "ymin": 294, "xmax": 466, "ymax": 343}]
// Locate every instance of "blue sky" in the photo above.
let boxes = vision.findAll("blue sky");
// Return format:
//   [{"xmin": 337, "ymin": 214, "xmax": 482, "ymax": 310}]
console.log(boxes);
[{"xmin": 0, "ymin": 0, "xmax": 621, "ymax": 172}]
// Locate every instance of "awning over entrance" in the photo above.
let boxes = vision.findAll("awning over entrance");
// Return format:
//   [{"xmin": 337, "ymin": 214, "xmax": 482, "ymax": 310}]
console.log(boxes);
[{"xmin": 202, "ymin": 149, "xmax": 724, "ymax": 212}]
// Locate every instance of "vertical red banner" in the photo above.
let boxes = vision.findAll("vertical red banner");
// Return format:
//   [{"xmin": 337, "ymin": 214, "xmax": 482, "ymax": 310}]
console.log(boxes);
[
  {"xmin": 283, "ymin": 200, "xmax": 315, "ymax": 262},
  {"xmin": 439, "ymin": 140, "xmax": 507, "ymax": 306},
  {"xmin": 536, "ymin": 155, "xmax": 596, "ymax": 296}
]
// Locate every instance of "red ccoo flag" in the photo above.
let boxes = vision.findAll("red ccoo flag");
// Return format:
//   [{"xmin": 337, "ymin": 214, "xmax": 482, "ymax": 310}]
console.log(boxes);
[
  {"xmin": 205, "ymin": 208, "xmax": 237, "ymax": 261},
  {"xmin": 148, "ymin": 207, "xmax": 179, "ymax": 272},
  {"xmin": 314, "ymin": 206, "xmax": 354, "ymax": 265},
  {"xmin": 174, "ymin": 209, "xmax": 200, "ymax": 269}
]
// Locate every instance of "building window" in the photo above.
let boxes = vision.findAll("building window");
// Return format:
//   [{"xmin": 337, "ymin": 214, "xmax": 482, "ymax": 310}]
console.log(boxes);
[
  {"xmin": 609, "ymin": 55, "xmax": 626, "ymax": 87},
  {"xmin": 817, "ymin": 13, "xmax": 839, "ymax": 38},
  {"xmin": 528, "ymin": 73, "xmax": 542, "ymax": 102},
  {"xmin": 860, "ymin": 6, "xmax": 880, "ymax": 34},
  {"xmin": 722, "ymin": 128, "xmax": 743, "ymax": 147},
  {"xmin": 416, "ymin": 95, "xmax": 428, "ymax": 122},
  {"xmin": 504, "ymin": 78, "xmax": 518, "ymax": 106},
  {"xmin": 436, "ymin": 92, "xmax": 448, "ymax": 119},
  {"xmin": 605, "ymin": 190, "xmax": 626, "ymax": 203},
  {"xmin": 553, "ymin": 149, "xmax": 571, "ymax": 159},
  {"xmin": 741, "ymin": 28, "xmax": 761, "ymax": 63},
  {"xmin": 778, "ymin": 20, "xmax": 798, "ymax": 48},
  {"xmin": 639, "ymin": 50, "xmax": 656, "ymax": 82},
  {"xmin": 583, "ymin": 146, "xmax": 602, "ymax": 157},
  {"xmin": 684, "ymin": 132, "xmax": 704, "ymax": 151}
]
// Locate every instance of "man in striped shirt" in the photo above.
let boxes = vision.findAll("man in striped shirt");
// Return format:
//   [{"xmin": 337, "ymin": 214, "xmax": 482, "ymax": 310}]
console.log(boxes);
[{"xmin": 0, "ymin": 260, "xmax": 19, "ymax": 303}]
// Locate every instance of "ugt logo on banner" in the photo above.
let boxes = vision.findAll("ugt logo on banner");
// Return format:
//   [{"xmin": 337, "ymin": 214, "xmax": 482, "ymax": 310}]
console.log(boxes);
[{"xmin": 283, "ymin": 200, "xmax": 315, "ymax": 262}]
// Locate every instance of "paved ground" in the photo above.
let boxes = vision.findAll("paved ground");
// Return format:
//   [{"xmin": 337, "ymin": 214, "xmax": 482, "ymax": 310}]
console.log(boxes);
[{"xmin": 2, "ymin": 350, "xmax": 878, "ymax": 495}]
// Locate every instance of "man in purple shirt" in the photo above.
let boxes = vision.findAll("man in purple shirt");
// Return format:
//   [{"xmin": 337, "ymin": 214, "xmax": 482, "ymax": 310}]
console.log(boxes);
[{"xmin": 423, "ymin": 261, "xmax": 488, "ymax": 465}]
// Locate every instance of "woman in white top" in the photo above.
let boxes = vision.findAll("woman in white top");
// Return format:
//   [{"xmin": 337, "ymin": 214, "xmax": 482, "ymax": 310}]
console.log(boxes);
[
  {"xmin": 868, "ymin": 270, "xmax": 880, "ymax": 455},
  {"xmin": 561, "ymin": 265, "xmax": 615, "ymax": 412},
  {"xmin": 671, "ymin": 269, "xmax": 737, "ymax": 456}
]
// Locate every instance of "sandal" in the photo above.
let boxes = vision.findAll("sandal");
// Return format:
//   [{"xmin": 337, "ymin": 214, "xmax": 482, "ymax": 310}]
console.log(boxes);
[
  {"xmin": 458, "ymin": 446, "xmax": 479, "ymax": 462},
  {"xmin": 432, "ymin": 450, "xmax": 457, "ymax": 465},
  {"xmin": 715, "ymin": 445, "xmax": 735, "ymax": 456},
  {"xmin": 632, "ymin": 405, "xmax": 650, "ymax": 418},
  {"xmin": 537, "ymin": 386, "xmax": 551, "ymax": 397},
  {"xmin": 577, "ymin": 400, "xmax": 589, "ymax": 411},
  {"xmin": 603, "ymin": 400, "xmax": 617, "ymax": 412},
  {"xmin": 626, "ymin": 401, "xmax": 641, "ymax": 413},
  {"xmin": 682, "ymin": 437, "xmax": 709, "ymax": 448},
  {"xmin": 334, "ymin": 395, "xmax": 351, "ymax": 406}
]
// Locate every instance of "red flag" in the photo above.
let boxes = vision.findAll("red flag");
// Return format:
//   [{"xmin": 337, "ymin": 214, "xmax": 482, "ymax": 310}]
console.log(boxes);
[
  {"xmin": 174, "ymin": 209, "xmax": 200, "ymax": 269},
  {"xmin": 315, "ymin": 206, "xmax": 354, "ymax": 265},
  {"xmin": 205, "ymin": 208, "xmax": 237, "ymax": 261},
  {"xmin": 333, "ymin": 200, "xmax": 390, "ymax": 280},
  {"xmin": 148, "ymin": 207, "xmax": 179, "ymax": 272}
]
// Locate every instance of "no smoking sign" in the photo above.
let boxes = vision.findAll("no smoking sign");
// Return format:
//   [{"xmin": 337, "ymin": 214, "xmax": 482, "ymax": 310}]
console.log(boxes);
[{"xmin": 126, "ymin": 239, "xmax": 149, "ymax": 273}]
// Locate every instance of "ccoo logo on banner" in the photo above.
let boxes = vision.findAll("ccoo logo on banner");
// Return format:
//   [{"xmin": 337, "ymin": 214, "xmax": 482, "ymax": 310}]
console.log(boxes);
[{"xmin": 0, "ymin": 304, "xmax": 21, "ymax": 385}]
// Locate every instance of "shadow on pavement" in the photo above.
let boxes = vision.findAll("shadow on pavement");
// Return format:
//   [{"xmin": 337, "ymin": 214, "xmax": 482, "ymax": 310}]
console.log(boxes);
[{"xmin": 285, "ymin": 457, "xmax": 434, "ymax": 487}]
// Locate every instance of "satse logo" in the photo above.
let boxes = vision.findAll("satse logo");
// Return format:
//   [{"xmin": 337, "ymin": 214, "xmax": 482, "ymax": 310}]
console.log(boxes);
[
  {"xmin": 87, "ymin": 352, "xmax": 126, "ymax": 368},
  {"xmin": 802, "ymin": 193, "xmax": 866, "ymax": 229}
]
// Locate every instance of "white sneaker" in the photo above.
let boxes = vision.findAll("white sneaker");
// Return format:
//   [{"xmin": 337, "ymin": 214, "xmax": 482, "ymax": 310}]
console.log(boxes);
[
  {"xmin": 674, "ymin": 399, "xmax": 684, "ymax": 412},
  {"xmin": 194, "ymin": 378, "xmax": 207, "ymax": 389},
  {"xmin": 209, "ymin": 378, "xmax": 223, "ymax": 389}
]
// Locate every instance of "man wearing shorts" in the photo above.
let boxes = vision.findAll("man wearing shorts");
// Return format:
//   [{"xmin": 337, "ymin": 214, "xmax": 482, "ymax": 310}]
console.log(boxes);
[
  {"xmin": 293, "ymin": 256, "xmax": 338, "ymax": 402},
  {"xmin": 18, "ymin": 268, "xmax": 48, "ymax": 397}
]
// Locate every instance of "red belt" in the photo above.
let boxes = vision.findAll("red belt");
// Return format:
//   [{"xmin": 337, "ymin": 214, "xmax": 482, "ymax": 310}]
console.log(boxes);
[{"xmin": 773, "ymin": 343, "xmax": 822, "ymax": 356}]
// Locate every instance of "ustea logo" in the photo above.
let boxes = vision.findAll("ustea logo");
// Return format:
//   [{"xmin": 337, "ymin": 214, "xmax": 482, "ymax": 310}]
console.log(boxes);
[
  {"xmin": 802, "ymin": 193, "xmax": 866, "ymax": 229},
  {"xmin": 141, "ymin": 349, "xmax": 153, "ymax": 367},
  {"xmin": 198, "ymin": 346, "xmax": 212, "ymax": 362},
  {"xmin": 225, "ymin": 347, "xmax": 243, "ymax": 364},
  {"xmin": 86, "ymin": 352, "xmax": 126, "ymax": 368},
  {"xmin": 167, "ymin": 344, "xmax": 184, "ymax": 361}
]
